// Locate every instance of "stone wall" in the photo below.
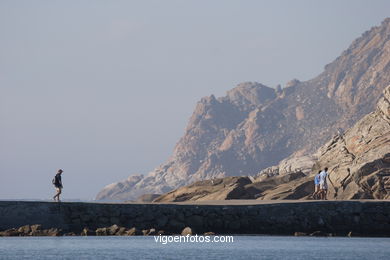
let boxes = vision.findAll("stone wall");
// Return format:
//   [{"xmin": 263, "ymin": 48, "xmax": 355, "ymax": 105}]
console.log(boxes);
[{"xmin": 0, "ymin": 201, "xmax": 389, "ymax": 236}]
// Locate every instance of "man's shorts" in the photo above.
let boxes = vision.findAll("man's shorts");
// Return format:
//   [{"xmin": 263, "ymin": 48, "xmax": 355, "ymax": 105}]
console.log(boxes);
[{"xmin": 320, "ymin": 183, "xmax": 328, "ymax": 190}]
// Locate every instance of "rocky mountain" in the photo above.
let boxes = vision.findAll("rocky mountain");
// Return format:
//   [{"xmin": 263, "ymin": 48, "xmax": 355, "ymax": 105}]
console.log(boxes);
[
  {"xmin": 96, "ymin": 18, "xmax": 390, "ymax": 201},
  {"xmin": 154, "ymin": 85, "xmax": 390, "ymax": 202}
]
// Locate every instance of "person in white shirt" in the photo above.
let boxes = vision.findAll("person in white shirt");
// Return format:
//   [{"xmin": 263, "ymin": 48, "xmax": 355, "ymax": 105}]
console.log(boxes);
[{"xmin": 319, "ymin": 167, "xmax": 329, "ymax": 200}]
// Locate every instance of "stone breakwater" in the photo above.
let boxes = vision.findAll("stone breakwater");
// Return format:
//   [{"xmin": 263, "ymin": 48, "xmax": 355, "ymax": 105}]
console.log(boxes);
[{"xmin": 0, "ymin": 201, "xmax": 389, "ymax": 237}]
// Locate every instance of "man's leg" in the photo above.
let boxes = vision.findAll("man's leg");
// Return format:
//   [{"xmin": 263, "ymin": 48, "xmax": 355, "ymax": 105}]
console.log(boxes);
[
  {"xmin": 53, "ymin": 188, "xmax": 61, "ymax": 202},
  {"xmin": 57, "ymin": 188, "xmax": 62, "ymax": 202},
  {"xmin": 53, "ymin": 188, "xmax": 58, "ymax": 201},
  {"xmin": 312, "ymin": 186, "xmax": 318, "ymax": 199}
]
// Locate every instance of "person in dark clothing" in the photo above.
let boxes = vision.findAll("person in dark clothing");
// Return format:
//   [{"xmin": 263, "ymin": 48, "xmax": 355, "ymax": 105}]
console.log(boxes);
[{"xmin": 53, "ymin": 169, "xmax": 63, "ymax": 202}]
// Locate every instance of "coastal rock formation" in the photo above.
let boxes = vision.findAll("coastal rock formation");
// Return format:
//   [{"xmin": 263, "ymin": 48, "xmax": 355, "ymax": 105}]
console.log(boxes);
[
  {"xmin": 0, "ymin": 224, "xmax": 155, "ymax": 237},
  {"xmin": 313, "ymin": 85, "xmax": 390, "ymax": 199},
  {"xmin": 254, "ymin": 84, "xmax": 390, "ymax": 200},
  {"xmin": 155, "ymin": 85, "xmax": 390, "ymax": 201},
  {"xmin": 0, "ymin": 224, "xmax": 62, "ymax": 237},
  {"xmin": 154, "ymin": 171, "xmax": 310, "ymax": 202},
  {"xmin": 97, "ymin": 18, "xmax": 390, "ymax": 201},
  {"xmin": 153, "ymin": 177, "xmax": 253, "ymax": 202},
  {"xmin": 255, "ymin": 154, "xmax": 316, "ymax": 179}
]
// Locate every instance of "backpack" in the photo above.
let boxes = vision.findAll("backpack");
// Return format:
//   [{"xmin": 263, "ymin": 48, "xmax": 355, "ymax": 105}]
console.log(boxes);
[{"xmin": 52, "ymin": 176, "xmax": 57, "ymax": 186}]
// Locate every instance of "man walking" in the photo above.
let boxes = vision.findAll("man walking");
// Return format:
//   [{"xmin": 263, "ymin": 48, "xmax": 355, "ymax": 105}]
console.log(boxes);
[{"xmin": 53, "ymin": 169, "xmax": 63, "ymax": 202}]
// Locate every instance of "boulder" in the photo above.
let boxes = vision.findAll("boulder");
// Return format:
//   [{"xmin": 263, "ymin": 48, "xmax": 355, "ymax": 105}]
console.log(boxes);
[
  {"xmin": 30, "ymin": 224, "xmax": 42, "ymax": 233},
  {"xmin": 18, "ymin": 225, "xmax": 31, "ymax": 235},
  {"xmin": 30, "ymin": 225, "xmax": 43, "ymax": 236},
  {"xmin": 81, "ymin": 227, "xmax": 94, "ymax": 236},
  {"xmin": 181, "ymin": 227, "xmax": 193, "ymax": 236},
  {"xmin": 96, "ymin": 227, "xmax": 108, "ymax": 236},
  {"xmin": 0, "ymin": 228, "xmax": 20, "ymax": 237},
  {"xmin": 142, "ymin": 228, "xmax": 156, "ymax": 236},
  {"xmin": 126, "ymin": 227, "xmax": 142, "ymax": 236},
  {"xmin": 107, "ymin": 224, "xmax": 120, "ymax": 235},
  {"xmin": 43, "ymin": 228, "xmax": 62, "ymax": 236},
  {"xmin": 115, "ymin": 227, "xmax": 127, "ymax": 236},
  {"xmin": 147, "ymin": 228, "xmax": 156, "ymax": 236}
]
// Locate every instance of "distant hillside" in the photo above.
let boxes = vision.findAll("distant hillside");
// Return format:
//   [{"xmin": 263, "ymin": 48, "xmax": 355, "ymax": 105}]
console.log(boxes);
[{"xmin": 97, "ymin": 18, "xmax": 390, "ymax": 201}]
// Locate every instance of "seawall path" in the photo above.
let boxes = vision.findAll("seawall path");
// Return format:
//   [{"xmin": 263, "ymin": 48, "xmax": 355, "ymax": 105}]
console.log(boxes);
[{"xmin": 0, "ymin": 200, "xmax": 389, "ymax": 236}]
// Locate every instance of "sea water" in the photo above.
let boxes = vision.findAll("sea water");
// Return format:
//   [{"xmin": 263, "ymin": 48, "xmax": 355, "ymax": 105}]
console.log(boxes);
[{"xmin": 0, "ymin": 236, "xmax": 389, "ymax": 259}]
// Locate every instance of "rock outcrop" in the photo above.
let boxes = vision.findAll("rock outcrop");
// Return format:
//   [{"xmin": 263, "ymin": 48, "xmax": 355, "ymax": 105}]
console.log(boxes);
[
  {"xmin": 155, "ymin": 85, "xmax": 390, "ymax": 201},
  {"xmin": 97, "ymin": 18, "xmax": 390, "ymax": 201},
  {"xmin": 154, "ymin": 172, "xmax": 309, "ymax": 202},
  {"xmin": 153, "ymin": 177, "xmax": 253, "ymax": 202},
  {"xmin": 313, "ymin": 85, "xmax": 390, "ymax": 199},
  {"xmin": 255, "ymin": 154, "xmax": 316, "ymax": 180}
]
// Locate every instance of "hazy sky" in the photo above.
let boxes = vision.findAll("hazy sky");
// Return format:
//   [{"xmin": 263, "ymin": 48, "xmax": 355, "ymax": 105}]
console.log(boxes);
[{"xmin": 1, "ymin": 0, "xmax": 389, "ymax": 200}]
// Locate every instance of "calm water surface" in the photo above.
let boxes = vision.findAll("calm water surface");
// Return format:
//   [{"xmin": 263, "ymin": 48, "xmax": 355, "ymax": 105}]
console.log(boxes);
[{"xmin": 0, "ymin": 236, "xmax": 389, "ymax": 260}]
